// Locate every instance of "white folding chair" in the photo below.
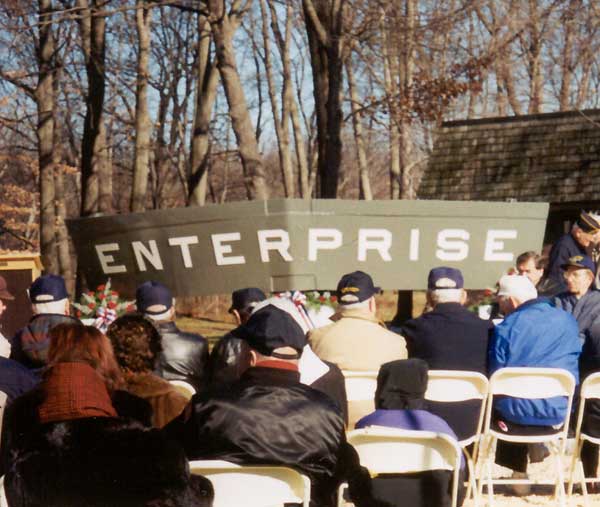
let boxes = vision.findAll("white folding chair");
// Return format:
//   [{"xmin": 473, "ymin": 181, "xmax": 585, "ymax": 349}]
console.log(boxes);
[
  {"xmin": 567, "ymin": 372, "xmax": 600, "ymax": 506},
  {"xmin": 338, "ymin": 427, "xmax": 462, "ymax": 507},
  {"xmin": 477, "ymin": 367, "xmax": 576, "ymax": 507},
  {"xmin": 0, "ymin": 475, "xmax": 7, "ymax": 507},
  {"xmin": 342, "ymin": 370, "xmax": 378, "ymax": 428},
  {"xmin": 189, "ymin": 460, "xmax": 311, "ymax": 507},
  {"xmin": 425, "ymin": 370, "xmax": 489, "ymax": 507},
  {"xmin": 169, "ymin": 380, "xmax": 196, "ymax": 400},
  {"xmin": 0, "ymin": 391, "xmax": 7, "ymax": 447}
]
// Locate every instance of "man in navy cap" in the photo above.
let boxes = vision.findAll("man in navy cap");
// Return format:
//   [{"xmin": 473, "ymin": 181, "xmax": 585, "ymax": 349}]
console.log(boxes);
[
  {"xmin": 136, "ymin": 281, "xmax": 209, "ymax": 393},
  {"xmin": 11, "ymin": 274, "xmax": 79, "ymax": 369},
  {"xmin": 547, "ymin": 211, "xmax": 600, "ymax": 291},
  {"xmin": 309, "ymin": 271, "xmax": 406, "ymax": 372},
  {"xmin": 165, "ymin": 305, "xmax": 383, "ymax": 507}
]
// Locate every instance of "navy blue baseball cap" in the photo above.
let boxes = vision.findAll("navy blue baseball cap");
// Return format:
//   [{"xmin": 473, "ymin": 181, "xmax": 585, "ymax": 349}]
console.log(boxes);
[
  {"xmin": 136, "ymin": 281, "xmax": 173, "ymax": 315},
  {"xmin": 232, "ymin": 304, "xmax": 307, "ymax": 359},
  {"xmin": 561, "ymin": 255, "xmax": 596, "ymax": 275},
  {"xmin": 576, "ymin": 211, "xmax": 600, "ymax": 234},
  {"xmin": 336, "ymin": 271, "xmax": 381, "ymax": 304},
  {"xmin": 428, "ymin": 267, "xmax": 464, "ymax": 290},
  {"xmin": 28, "ymin": 274, "xmax": 68, "ymax": 303},
  {"xmin": 229, "ymin": 287, "xmax": 266, "ymax": 314}
]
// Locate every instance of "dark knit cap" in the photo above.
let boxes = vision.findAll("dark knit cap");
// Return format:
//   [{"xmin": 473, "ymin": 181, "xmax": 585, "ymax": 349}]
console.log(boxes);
[{"xmin": 375, "ymin": 359, "xmax": 429, "ymax": 410}]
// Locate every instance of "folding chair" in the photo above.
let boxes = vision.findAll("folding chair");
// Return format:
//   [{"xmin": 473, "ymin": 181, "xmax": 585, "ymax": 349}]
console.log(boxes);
[
  {"xmin": 189, "ymin": 460, "xmax": 311, "ymax": 507},
  {"xmin": 169, "ymin": 380, "xmax": 196, "ymax": 399},
  {"xmin": 425, "ymin": 370, "xmax": 489, "ymax": 507},
  {"xmin": 0, "ymin": 475, "xmax": 7, "ymax": 507},
  {"xmin": 338, "ymin": 427, "xmax": 462, "ymax": 507},
  {"xmin": 342, "ymin": 370, "xmax": 378, "ymax": 428},
  {"xmin": 477, "ymin": 367, "xmax": 576, "ymax": 507},
  {"xmin": 567, "ymin": 371, "xmax": 600, "ymax": 507},
  {"xmin": 0, "ymin": 391, "xmax": 7, "ymax": 447}
]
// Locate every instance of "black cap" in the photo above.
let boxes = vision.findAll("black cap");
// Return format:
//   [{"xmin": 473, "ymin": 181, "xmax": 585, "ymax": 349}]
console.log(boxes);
[
  {"xmin": 29, "ymin": 275, "xmax": 68, "ymax": 303},
  {"xmin": 427, "ymin": 267, "xmax": 464, "ymax": 290},
  {"xmin": 229, "ymin": 288, "xmax": 266, "ymax": 314},
  {"xmin": 375, "ymin": 359, "xmax": 429, "ymax": 410},
  {"xmin": 336, "ymin": 271, "xmax": 380, "ymax": 305},
  {"xmin": 232, "ymin": 304, "xmax": 307, "ymax": 359},
  {"xmin": 576, "ymin": 211, "xmax": 600, "ymax": 234},
  {"xmin": 135, "ymin": 281, "xmax": 173, "ymax": 315}
]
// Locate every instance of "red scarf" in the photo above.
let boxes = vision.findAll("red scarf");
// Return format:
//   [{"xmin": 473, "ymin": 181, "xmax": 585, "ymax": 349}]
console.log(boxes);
[{"xmin": 38, "ymin": 362, "xmax": 117, "ymax": 424}]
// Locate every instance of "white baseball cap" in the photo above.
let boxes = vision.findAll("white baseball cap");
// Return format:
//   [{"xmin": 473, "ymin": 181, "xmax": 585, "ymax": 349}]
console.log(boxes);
[{"xmin": 497, "ymin": 275, "xmax": 537, "ymax": 303}]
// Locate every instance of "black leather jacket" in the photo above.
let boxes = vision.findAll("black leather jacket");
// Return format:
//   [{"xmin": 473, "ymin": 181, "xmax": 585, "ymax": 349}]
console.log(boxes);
[
  {"xmin": 165, "ymin": 366, "xmax": 385, "ymax": 507},
  {"xmin": 155, "ymin": 321, "xmax": 209, "ymax": 393}
]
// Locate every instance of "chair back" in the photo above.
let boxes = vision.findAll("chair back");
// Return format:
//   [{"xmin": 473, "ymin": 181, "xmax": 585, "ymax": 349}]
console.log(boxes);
[
  {"xmin": 169, "ymin": 380, "xmax": 196, "ymax": 399},
  {"xmin": 0, "ymin": 391, "xmax": 7, "ymax": 447},
  {"xmin": 189, "ymin": 460, "xmax": 311, "ymax": 507},
  {"xmin": 484, "ymin": 367, "xmax": 576, "ymax": 435},
  {"xmin": 573, "ymin": 372, "xmax": 600, "ymax": 440},
  {"xmin": 342, "ymin": 371, "xmax": 378, "ymax": 401},
  {"xmin": 347, "ymin": 427, "xmax": 462, "ymax": 507}
]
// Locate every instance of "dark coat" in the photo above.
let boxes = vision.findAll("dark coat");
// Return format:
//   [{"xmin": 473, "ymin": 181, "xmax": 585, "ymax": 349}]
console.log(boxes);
[
  {"xmin": 209, "ymin": 334, "xmax": 349, "ymax": 424},
  {"xmin": 547, "ymin": 232, "xmax": 588, "ymax": 291},
  {"xmin": 0, "ymin": 357, "xmax": 39, "ymax": 403},
  {"xmin": 554, "ymin": 290, "xmax": 600, "ymax": 345},
  {"xmin": 165, "ymin": 365, "xmax": 386, "ymax": 507},
  {"xmin": 4, "ymin": 417, "xmax": 213, "ymax": 507},
  {"xmin": 401, "ymin": 302, "xmax": 491, "ymax": 441},
  {"xmin": 155, "ymin": 321, "xmax": 209, "ymax": 393}
]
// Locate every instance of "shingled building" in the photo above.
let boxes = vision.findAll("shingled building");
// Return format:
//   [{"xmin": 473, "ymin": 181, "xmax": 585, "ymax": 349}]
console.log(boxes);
[{"xmin": 418, "ymin": 109, "xmax": 600, "ymax": 243}]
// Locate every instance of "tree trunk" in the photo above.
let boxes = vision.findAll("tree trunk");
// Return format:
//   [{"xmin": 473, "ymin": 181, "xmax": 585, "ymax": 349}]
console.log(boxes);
[
  {"xmin": 55, "ymin": 166, "xmax": 74, "ymax": 290},
  {"xmin": 209, "ymin": 0, "xmax": 268, "ymax": 200},
  {"xmin": 558, "ymin": 0, "xmax": 577, "ymax": 111},
  {"xmin": 189, "ymin": 15, "xmax": 219, "ymax": 206},
  {"xmin": 37, "ymin": 0, "xmax": 57, "ymax": 273},
  {"xmin": 302, "ymin": 0, "xmax": 345, "ymax": 198},
  {"xmin": 131, "ymin": 0, "xmax": 152, "ymax": 212},
  {"xmin": 78, "ymin": 0, "xmax": 109, "ymax": 216},
  {"xmin": 399, "ymin": 0, "xmax": 415, "ymax": 199},
  {"xmin": 346, "ymin": 58, "xmax": 371, "ymax": 200}
]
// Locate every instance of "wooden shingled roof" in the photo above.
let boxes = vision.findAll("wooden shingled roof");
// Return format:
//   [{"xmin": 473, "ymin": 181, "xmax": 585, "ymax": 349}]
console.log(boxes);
[{"xmin": 418, "ymin": 109, "xmax": 600, "ymax": 203}]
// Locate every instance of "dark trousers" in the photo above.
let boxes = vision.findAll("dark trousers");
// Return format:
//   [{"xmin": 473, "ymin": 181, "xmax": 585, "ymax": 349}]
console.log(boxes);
[{"xmin": 493, "ymin": 416, "xmax": 558, "ymax": 473}]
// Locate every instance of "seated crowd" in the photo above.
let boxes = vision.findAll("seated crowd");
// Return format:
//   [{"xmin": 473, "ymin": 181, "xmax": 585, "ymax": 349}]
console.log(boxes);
[{"xmin": 0, "ymin": 211, "xmax": 599, "ymax": 506}]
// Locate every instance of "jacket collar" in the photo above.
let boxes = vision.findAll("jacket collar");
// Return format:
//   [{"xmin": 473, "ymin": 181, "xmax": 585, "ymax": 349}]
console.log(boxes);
[
  {"xmin": 241, "ymin": 365, "xmax": 301, "ymax": 385},
  {"xmin": 329, "ymin": 307, "xmax": 384, "ymax": 326},
  {"xmin": 431, "ymin": 302, "xmax": 465, "ymax": 313}
]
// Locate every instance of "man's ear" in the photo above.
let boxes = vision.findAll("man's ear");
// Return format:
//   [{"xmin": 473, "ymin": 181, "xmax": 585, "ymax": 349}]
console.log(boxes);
[
  {"xmin": 368, "ymin": 296, "xmax": 376, "ymax": 313},
  {"xmin": 64, "ymin": 299, "xmax": 70, "ymax": 316},
  {"xmin": 459, "ymin": 289, "xmax": 467, "ymax": 305},
  {"xmin": 232, "ymin": 309, "xmax": 242, "ymax": 325},
  {"xmin": 249, "ymin": 350, "xmax": 258, "ymax": 367}
]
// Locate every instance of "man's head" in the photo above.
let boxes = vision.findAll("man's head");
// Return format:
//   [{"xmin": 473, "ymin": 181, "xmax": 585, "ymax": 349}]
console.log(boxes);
[
  {"xmin": 336, "ymin": 271, "xmax": 380, "ymax": 314},
  {"xmin": 229, "ymin": 288, "xmax": 266, "ymax": 325},
  {"xmin": 561, "ymin": 255, "xmax": 596, "ymax": 299},
  {"xmin": 232, "ymin": 304, "xmax": 307, "ymax": 366},
  {"xmin": 29, "ymin": 274, "xmax": 69, "ymax": 316},
  {"xmin": 0, "ymin": 274, "xmax": 14, "ymax": 320},
  {"xmin": 426, "ymin": 266, "xmax": 466, "ymax": 307},
  {"xmin": 572, "ymin": 211, "xmax": 600, "ymax": 249},
  {"xmin": 515, "ymin": 251, "xmax": 546, "ymax": 286},
  {"xmin": 135, "ymin": 281, "xmax": 174, "ymax": 321},
  {"xmin": 496, "ymin": 275, "xmax": 537, "ymax": 315}
]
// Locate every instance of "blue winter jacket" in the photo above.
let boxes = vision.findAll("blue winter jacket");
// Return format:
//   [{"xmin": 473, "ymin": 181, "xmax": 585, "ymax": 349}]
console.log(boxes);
[{"xmin": 488, "ymin": 297, "xmax": 581, "ymax": 426}]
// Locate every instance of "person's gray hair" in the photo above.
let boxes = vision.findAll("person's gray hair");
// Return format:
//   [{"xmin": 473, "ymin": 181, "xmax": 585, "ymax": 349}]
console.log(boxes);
[
  {"xmin": 428, "ymin": 288, "xmax": 463, "ymax": 306},
  {"xmin": 144, "ymin": 303, "xmax": 175, "ymax": 322},
  {"xmin": 339, "ymin": 298, "xmax": 372, "ymax": 311},
  {"xmin": 32, "ymin": 298, "xmax": 69, "ymax": 315}
]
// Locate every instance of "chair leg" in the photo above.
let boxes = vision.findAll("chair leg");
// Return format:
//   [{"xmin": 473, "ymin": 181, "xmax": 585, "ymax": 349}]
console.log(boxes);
[
  {"xmin": 567, "ymin": 439, "xmax": 582, "ymax": 499},
  {"xmin": 553, "ymin": 447, "xmax": 566, "ymax": 507}
]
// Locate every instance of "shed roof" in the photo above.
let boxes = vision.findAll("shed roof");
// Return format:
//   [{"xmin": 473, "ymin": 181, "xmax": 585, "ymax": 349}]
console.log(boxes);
[{"xmin": 418, "ymin": 109, "xmax": 600, "ymax": 203}]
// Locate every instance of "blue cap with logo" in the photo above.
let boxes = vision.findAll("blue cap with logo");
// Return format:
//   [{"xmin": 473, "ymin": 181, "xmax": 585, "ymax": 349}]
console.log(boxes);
[
  {"xmin": 428, "ymin": 267, "xmax": 464, "ymax": 290},
  {"xmin": 561, "ymin": 255, "xmax": 596, "ymax": 275},
  {"xmin": 336, "ymin": 271, "xmax": 381, "ymax": 305}
]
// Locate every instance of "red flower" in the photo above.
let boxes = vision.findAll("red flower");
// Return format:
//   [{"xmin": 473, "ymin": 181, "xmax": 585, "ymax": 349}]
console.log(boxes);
[
  {"xmin": 98, "ymin": 294, "xmax": 106, "ymax": 300},
  {"xmin": 107, "ymin": 301, "xmax": 117, "ymax": 309},
  {"xmin": 330, "ymin": 295, "xmax": 337, "ymax": 302},
  {"xmin": 483, "ymin": 289, "xmax": 493, "ymax": 296},
  {"xmin": 88, "ymin": 302, "xmax": 96, "ymax": 309},
  {"xmin": 126, "ymin": 304, "xmax": 135, "ymax": 313},
  {"xmin": 319, "ymin": 296, "xmax": 326, "ymax": 302},
  {"xmin": 76, "ymin": 310, "xmax": 82, "ymax": 317},
  {"xmin": 88, "ymin": 291, "xmax": 95, "ymax": 297},
  {"xmin": 97, "ymin": 284, "xmax": 106, "ymax": 291},
  {"xmin": 111, "ymin": 291, "xmax": 118, "ymax": 297}
]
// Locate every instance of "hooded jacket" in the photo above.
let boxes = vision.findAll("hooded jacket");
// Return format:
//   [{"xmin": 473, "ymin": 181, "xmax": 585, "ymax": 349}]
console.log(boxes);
[
  {"xmin": 488, "ymin": 298, "xmax": 581, "ymax": 426},
  {"xmin": 10, "ymin": 314, "xmax": 80, "ymax": 369}
]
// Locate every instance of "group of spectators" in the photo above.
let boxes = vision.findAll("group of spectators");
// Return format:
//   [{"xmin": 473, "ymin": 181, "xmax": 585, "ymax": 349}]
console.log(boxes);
[{"xmin": 0, "ymin": 210, "xmax": 599, "ymax": 506}]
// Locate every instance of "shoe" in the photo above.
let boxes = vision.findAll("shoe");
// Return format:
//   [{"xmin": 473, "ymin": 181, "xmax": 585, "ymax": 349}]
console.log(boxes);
[{"xmin": 508, "ymin": 471, "xmax": 531, "ymax": 496}]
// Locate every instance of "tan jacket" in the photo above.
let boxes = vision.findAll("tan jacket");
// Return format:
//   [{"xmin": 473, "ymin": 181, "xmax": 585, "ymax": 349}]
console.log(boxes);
[{"xmin": 308, "ymin": 308, "xmax": 407, "ymax": 371}]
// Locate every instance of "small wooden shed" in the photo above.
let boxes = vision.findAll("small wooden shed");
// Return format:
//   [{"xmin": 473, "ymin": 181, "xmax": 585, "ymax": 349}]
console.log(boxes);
[
  {"xmin": 418, "ymin": 109, "xmax": 600, "ymax": 243},
  {"xmin": 0, "ymin": 252, "xmax": 42, "ymax": 338}
]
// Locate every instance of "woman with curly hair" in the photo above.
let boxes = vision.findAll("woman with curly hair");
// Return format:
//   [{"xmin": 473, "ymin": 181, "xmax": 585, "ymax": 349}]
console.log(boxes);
[{"xmin": 106, "ymin": 313, "xmax": 188, "ymax": 428}]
